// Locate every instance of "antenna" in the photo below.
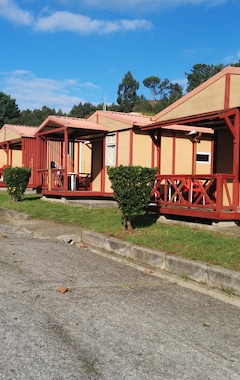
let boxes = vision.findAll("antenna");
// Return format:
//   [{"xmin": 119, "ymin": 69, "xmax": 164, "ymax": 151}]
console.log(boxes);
[{"xmin": 103, "ymin": 95, "xmax": 107, "ymax": 111}]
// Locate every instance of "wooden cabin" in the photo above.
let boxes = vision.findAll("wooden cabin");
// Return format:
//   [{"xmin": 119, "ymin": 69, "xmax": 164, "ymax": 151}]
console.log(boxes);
[
  {"xmin": 0, "ymin": 112, "xmax": 213, "ymax": 203},
  {"xmin": 34, "ymin": 115, "xmax": 109, "ymax": 197},
  {"xmin": 89, "ymin": 110, "xmax": 213, "ymax": 193},
  {"xmin": 88, "ymin": 111, "xmax": 154, "ymax": 193},
  {"xmin": 0, "ymin": 124, "xmax": 38, "ymax": 187},
  {"xmin": 141, "ymin": 66, "xmax": 240, "ymax": 223}
]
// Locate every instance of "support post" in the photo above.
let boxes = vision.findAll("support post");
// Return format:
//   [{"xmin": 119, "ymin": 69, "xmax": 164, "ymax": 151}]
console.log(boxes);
[{"xmin": 64, "ymin": 127, "xmax": 68, "ymax": 192}]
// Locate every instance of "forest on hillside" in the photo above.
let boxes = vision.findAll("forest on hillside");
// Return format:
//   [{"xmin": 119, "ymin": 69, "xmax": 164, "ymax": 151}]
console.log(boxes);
[{"xmin": 1, "ymin": 62, "xmax": 239, "ymax": 128}]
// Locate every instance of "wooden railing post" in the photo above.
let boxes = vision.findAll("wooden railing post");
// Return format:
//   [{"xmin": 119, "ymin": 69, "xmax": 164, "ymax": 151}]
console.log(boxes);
[{"xmin": 215, "ymin": 174, "xmax": 223, "ymax": 214}]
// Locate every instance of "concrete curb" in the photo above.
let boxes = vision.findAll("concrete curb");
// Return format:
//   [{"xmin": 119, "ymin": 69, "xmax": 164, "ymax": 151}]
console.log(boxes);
[{"xmin": 80, "ymin": 230, "xmax": 240, "ymax": 296}]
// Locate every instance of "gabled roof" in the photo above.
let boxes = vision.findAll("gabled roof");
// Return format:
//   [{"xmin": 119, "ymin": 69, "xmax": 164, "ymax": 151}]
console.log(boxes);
[
  {"xmin": 38, "ymin": 115, "xmax": 108, "ymax": 132},
  {"xmin": 36, "ymin": 115, "xmax": 108, "ymax": 140},
  {"xmin": 88, "ymin": 110, "xmax": 153, "ymax": 130},
  {"xmin": 0, "ymin": 124, "xmax": 38, "ymax": 144},
  {"xmin": 1, "ymin": 124, "xmax": 38, "ymax": 137},
  {"xmin": 151, "ymin": 66, "xmax": 240, "ymax": 124}
]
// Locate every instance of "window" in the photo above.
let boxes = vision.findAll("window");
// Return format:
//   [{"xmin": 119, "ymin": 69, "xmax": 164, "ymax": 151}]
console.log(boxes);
[
  {"xmin": 196, "ymin": 152, "xmax": 211, "ymax": 164},
  {"xmin": 106, "ymin": 133, "xmax": 116, "ymax": 166}
]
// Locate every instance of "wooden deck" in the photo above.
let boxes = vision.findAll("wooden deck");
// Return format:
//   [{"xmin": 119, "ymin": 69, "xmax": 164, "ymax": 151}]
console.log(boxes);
[{"xmin": 150, "ymin": 173, "xmax": 240, "ymax": 221}]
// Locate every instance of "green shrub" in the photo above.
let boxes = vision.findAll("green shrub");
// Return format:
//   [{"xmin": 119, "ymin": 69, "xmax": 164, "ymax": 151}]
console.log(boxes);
[
  {"xmin": 107, "ymin": 165, "xmax": 158, "ymax": 230},
  {"xmin": 3, "ymin": 167, "xmax": 31, "ymax": 201}
]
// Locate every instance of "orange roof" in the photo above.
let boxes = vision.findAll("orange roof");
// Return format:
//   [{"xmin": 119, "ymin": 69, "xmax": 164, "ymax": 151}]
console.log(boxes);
[
  {"xmin": 38, "ymin": 115, "xmax": 108, "ymax": 133},
  {"xmin": 88, "ymin": 110, "xmax": 153, "ymax": 127},
  {"xmin": 1, "ymin": 124, "xmax": 38, "ymax": 137}
]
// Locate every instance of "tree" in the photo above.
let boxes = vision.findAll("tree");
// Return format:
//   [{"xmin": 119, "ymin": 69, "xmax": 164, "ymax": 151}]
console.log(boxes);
[
  {"xmin": 185, "ymin": 63, "xmax": 225, "ymax": 92},
  {"xmin": 159, "ymin": 82, "xmax": 183, "ymax": 110},
  {"xmin": 168, "ymin": 82, "xmax": 183, "ymax": 103},
  {"xmin": 231, "ymin": 61, "xmax": 240, "ymax": 68},
  {"xmin": 117, "ymin": 71, "xmax": 140, "ymax": 112},
  {"xmin": 0, "ymin": 92, "xmax": 20, "ymax": 128},
  {"xmin": 11, "ymin": 106, "xmax": 63, "ymax": 126},
  {"xmin": 133, "ymin": 95, "xmax": 154, "ymax": 114},
  {"xmin": 143, "ymin": 76, "xmax": 160, "ymax": 100},
  {"xmin": 147, "ymin": 79, "xmax": 183, "ymax": 114},
  {"xmin": 69, "ymin": 102, "xmax": 97, "ymax": 118},
  {"xmin": 107, "ymin": 165, "xmax": 158, "ymax": 231}
]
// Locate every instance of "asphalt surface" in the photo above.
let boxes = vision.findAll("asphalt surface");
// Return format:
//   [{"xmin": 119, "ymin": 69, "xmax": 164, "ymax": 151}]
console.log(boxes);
[{"xmin": 1, "ymin": 221, "xmax": 240, "ymax": 380}]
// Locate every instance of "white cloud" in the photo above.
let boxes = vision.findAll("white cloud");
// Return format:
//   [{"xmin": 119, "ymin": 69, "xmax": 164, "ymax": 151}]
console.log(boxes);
[
  {"xmin": 79, "ymin": 0, "xmax": 228, "ymax": 11},
  {"xmin": 0, "ymin": 0, "xmax": 151, "ymax": 33},
  {"xmin": 81, "ymin": 82, "xmax": 99, "ymax": 89},
  {"xmin": 0, "ymin": 70, "xmax": 95, "ymax": 112},
  {"xmin": 0, "ymin": 0, "xmax": 227, "ymax": 32},
  {"xmin": 35, "ymin": 11, "xmax": 151, "ymax": 34},
  {"xmin": 0, "ymin": 0, "xmax": 33, "ymax": 25}
]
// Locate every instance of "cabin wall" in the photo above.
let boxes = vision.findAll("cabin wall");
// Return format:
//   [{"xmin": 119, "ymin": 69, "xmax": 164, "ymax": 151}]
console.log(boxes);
[
  {"xmin": 118, "ymin": 130, "xmax": 130, "ymax": 165},
  {"xmin": 215, "ymin": 128, "xmax": 233, "ymax": 173},
  {"xmin": 22, "ymin": 137, "xmax": 38, "ymax": 186},
  {"xmin": 93, "ymin": 115, "xmax": 129, "ymax": 131},
  {"xmin": 132, "ymin": 132, "xmax": 152, "ymax": 167},
  {"xmin": 104, "ymin": 171, "xmax": 112, "ymax": 193},
  {"xmin": 229, "ymin": 74, "xmax": 240, "ymax": 108},
  {"xmin": 91, "ymin": 140, "xmax": 103, "ymax": 191},
  {"xmin": 12, "ymin": 150, "xmax": 22, "ymax": 167},
  {"xmin": 0, "ymin": 127, "xmax": 20, "ymax": 142},
  {"xmin": 104, "ymin": 130, "xmax": 154, "ymax": 193},
  {"xmin": 175, "ymin": 138, "xmax": 192, "ymax": 174},
  {"xmin": 195, "ymin": 139, "xmax": 212, "ymax": 174},
  {"xmin": 104, "ymin": 130, "xmax": 130, "ymax": 193},
  {"xmin": 47, "ymin": 141, "xmax": 63, "ymax": 168},
  {"xmin": 79, "ymin": 142, "xmax": 92, "ymax": 173},
  {"xmin": 0, "ymin": 149, "xmax": 22, "ymax": 167},
  {"xmin": 160, "ymin": 134, "xmax": 212, "ymax": 175},
  {"xmin": 0, "ymin": 149, "xmax": 7, "ymax": 167},
  {"xmin": 0, "ymin": 139, "xmax": 37, "ymax": 187},
  {"xmin": 160, "ymin": 136, "xmax": 173, "ymax": 174},
  {"xmin": 155, "ymin": 77, "xmax": 225, "ymax": 122}
]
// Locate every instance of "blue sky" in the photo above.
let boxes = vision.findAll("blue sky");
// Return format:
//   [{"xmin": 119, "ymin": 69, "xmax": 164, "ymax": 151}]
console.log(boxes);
[{"xmin": 0, "ymin": 0, "xmax": 239, "ymax": 113}]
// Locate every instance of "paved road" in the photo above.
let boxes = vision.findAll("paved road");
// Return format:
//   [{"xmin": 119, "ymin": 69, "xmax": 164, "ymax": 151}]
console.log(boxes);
[{"xmin": 0, "ymin": 223, "xmax": 240, "ymax": 380}]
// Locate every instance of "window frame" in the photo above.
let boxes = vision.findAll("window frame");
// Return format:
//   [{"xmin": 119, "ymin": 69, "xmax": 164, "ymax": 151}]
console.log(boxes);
[
  {"xmin": 196, "ymin": 152, "xmax": 211, "ymax": 164},
  {"xmin": 105, "ymin": 133, "xmax": 116, "ymax": 166}
]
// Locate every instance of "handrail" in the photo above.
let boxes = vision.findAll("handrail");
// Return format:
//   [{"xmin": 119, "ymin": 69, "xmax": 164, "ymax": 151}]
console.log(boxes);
[{"xmin": 151, "ymin": 173, "xmax": 236, "ymax": 213}]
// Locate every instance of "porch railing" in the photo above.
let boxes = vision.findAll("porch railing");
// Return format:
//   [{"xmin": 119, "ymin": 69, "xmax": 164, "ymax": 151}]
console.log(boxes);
[
  {"xmin": 38, "ymin": 169, "xmax": 49, "ymax": 190},
  {"xmin": 150, "ymin": 173, "xmax": 236, "ymax": 213},
  {"xmin": 37, "ymin": 169, "xmax": 91, "ymax": 191}
]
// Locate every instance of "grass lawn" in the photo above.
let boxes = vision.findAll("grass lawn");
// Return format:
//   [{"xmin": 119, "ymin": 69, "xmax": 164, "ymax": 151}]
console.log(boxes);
[{"xmin": 1, "ymin": 191, "xmax": 240, "ymax": 272}]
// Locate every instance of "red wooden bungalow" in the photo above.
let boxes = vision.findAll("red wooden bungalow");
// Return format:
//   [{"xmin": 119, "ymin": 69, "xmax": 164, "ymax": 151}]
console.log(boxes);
[
  {"xmin": 141, "ymin": 66, "xmax": 240, "ymax": 223},
  {"xmin": 0, "ymin": 124, "xmax": 39, "ymax": 188},
  {"xmin": 35, "ymin": 115, "xmax": 109, "ymax": 197}
]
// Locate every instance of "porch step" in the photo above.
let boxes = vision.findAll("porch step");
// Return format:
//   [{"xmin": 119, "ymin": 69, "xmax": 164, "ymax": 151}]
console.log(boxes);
[
  {"xmin": 65, "ymin": 199, "xmax": 118, "ymax": 209},
  {"xmin": 158, "ymin": 214, "xmax": 238, "ymax": 230},
  {"xmin": 41, "ymin": 196, "xmax": 118, "ymax": 209}
]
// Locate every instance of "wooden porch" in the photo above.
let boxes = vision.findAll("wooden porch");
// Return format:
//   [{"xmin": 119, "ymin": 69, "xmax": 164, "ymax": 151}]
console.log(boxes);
[
  {"xmin": 150, "ymin": 173, "xmax": 240, "ymax": 221},
  {"xmin": 34, "ymin": 116, "xmax": 110, "ymax": 198},
  {"xmin": 37, "ymin": 167, "xmax": 113, "ymax": 198},
  {"xmin": 142, "ymin": 105, "xmax": 240, "ymax": 222}
]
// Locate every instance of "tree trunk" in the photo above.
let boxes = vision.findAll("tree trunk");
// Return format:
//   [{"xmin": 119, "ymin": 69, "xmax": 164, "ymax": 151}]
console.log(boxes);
[
  {"xmin": 126, "ymin": 220, "xmax": 133, "ymax": 232},
  {"xmin": 122, "ymin": 217, "xmax": 133, "ymax": 232}
]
